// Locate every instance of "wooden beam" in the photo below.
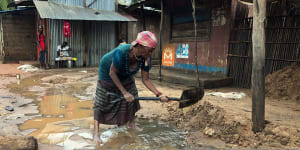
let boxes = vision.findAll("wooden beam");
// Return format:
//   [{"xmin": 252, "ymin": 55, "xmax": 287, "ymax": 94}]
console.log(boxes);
[
  {"xmin": 191, "ymin": 0, "xmax": 201, "ymax": 87},
  {"xmin": 159, "ymin": 0, "xmax": 163, "ymax": 80},
  {"xmin": 46, "ymin": 19, "xmax": 50, "ymax": 66},
  {"xmin": 83, "ymin": 0, "xmax": 87, "ymax": 8},
  {"xmin": 239, "ymin": 0, "xmax": 277, "ymax": 4},
  {"xmin": 88, "ymin": 0, "xmax": 97, "ymax": 8},
  {"xmin": 251, "ymin": 0, "xmax": 266, "ymax": 133}
]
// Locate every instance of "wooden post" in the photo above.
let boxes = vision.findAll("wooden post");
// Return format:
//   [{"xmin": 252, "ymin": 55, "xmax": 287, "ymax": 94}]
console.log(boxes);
[
  {"xmin": 141, "ymin": 5, "xmax": 146, "ymax": 31},
  {"xmin": 83, "ymin": 0, "xmax": 87, "ymax": 8},
  {"xmin": 159, "ymin": 0, "xmax": 164, "ymax": 80},
  {"xmin": 191, "ymin": 0, "xmax": 201, "ymax": 87},
  {"xmin": 83, "ymin": 21, "xmax": 87, "ymax": 67},
  {"xmin": 252, "ymin": 0, "xmax": 266, "ymax": 133},
  {"xmin": 46, "ymin": 19, "xmax": 50, "ymax": 67}
]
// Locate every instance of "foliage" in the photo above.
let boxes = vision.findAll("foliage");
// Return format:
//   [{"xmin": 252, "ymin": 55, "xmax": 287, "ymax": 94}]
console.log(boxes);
[
  {"xmin": 0, "ymin": 0, "xmax": 13, "ymax": 11},
  {"xmin": 131, "ymin": 0, "xmax": 142, "ymax": 5}
]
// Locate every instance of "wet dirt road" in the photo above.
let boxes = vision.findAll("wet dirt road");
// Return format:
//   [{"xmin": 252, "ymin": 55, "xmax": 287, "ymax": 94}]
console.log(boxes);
[
  {"xmin": 4, "ymin": 68, "xmax": 222, "ymax": 150},
  {"xmin": 3, "ymin": 67, "xmax": 299, "ymax": 150}
]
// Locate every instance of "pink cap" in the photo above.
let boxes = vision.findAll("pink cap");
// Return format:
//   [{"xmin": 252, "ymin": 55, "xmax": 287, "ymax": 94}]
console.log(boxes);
[{"xmin": 131, "ymin": 31, "xmax": 157, "ymax": 48}]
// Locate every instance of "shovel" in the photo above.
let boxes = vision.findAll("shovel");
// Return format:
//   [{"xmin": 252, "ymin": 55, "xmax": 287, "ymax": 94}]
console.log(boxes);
[{"xmin": 107, "ymin": 88, "xmax": 204, "ymax": 108}]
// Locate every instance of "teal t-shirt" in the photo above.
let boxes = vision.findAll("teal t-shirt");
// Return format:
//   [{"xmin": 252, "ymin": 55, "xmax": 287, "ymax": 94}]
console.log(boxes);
[{"xmin": 98, "ymin": 44, "xmax": 152, "ymax": 81}]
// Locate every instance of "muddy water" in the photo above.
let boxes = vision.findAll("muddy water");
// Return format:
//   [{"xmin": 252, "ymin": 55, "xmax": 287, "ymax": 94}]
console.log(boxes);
[{"xmin": 9, "ymin": 74, "xmax": 190, "ymax": 150}]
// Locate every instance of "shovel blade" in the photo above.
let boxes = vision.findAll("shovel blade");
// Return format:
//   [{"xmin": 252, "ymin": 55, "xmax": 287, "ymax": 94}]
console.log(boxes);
[{"xmin": 179, "ymin": 88, "xmax": 204, "ymax": 108}]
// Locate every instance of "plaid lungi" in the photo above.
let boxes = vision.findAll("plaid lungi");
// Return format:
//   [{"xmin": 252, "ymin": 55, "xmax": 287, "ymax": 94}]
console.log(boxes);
[{"xmin": 93, "ymin": 77, "xmax": 140, "ymax": 125}]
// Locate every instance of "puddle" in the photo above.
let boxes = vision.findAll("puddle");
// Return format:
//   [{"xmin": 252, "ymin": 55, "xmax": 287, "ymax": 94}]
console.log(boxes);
[
  {"xmin": 8, "ymin": 73, "xmax": 220, "ymax": 150},
  {"xmin": 19, "ymin": 94, "xmax": 93, "ymax": 137},
  {"xmin": 19, "ymin": 92, "xmax": 188, "ymax": 149},
  {"xmin": 9, "ymin": 74, "xmax": 189, "ymax": 150},
  {"xmin": 29, "ymin": 118, "xmax": 188, "ymax": 150}
]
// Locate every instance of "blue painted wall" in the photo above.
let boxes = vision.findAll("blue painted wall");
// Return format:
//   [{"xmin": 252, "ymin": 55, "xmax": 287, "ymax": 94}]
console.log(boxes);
[{"xmin": 164, "ymin": 63, "xmax": 226, "ymax": 74}]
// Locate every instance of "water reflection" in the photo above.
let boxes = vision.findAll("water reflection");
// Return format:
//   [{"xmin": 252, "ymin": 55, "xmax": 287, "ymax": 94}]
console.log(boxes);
[
  {"xmin": 14, "ymin": 74, "xmax": 188, "ymax": 150},
  {"xmin": 19, "ymin": 94, "xmax": 93, "ymax": 137},
  {"xmin": 28, "ymin": 118, "xmax": 187, "ymax": 150},
  {"xmin": 98, "ymin": 119, "xmax": 187, "ymax": 150}
]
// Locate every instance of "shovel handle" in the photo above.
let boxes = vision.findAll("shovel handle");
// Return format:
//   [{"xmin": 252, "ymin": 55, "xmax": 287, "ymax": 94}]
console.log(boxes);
[
  {"xmin": 106, "ymin": 92, "xmax": 180, "ymax": 101},
  {"xmin": 135, "ymin": 97, "xmax": 180, "ymax": 101}
]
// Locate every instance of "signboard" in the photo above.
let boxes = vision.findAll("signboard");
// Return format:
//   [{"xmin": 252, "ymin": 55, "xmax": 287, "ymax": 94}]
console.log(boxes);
[
  {"xmin": 162, "ymin": 45, "xmax": 175, "ymax": 66},
  {"xmin": 176, "ymin": 43, "xmax": 189, "ymax": 58}
]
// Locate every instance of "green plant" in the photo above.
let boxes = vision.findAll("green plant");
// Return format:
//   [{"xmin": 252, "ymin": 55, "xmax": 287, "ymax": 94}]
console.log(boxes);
[{"xmin": 0, "ymin": 0, "xmax": 14, "ymax": 11}]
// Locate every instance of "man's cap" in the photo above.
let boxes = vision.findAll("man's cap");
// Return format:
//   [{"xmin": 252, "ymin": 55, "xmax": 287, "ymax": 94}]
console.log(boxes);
[{"xmin": 131, "ymin": 31, "xmax": 157, "ymax": 49}]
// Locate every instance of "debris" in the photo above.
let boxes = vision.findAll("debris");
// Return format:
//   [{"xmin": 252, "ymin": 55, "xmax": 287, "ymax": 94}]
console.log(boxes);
[
  {"xmin": 58, "ymin": 115, "xmax": 64, "ymax": 118},
  {"xmin": 78, "ymin": 133, "xmax": 93, "ymax": 139},
  {"xmin": 17, "ymin": 65, "xmax": 39, "ymax": 72},
  {"xmin": 0, "ymin": 96, "xmax": 12, "ymax": 99},
  {"xmin": 5, "ymin": 106, "xmax": 14, "ymax": 111},
  {"xmin": 6, "ymin": 114, "xmax": 23, "ymax": 120},
  {"xmin": 206, "ymin": 92, "xmax": 246, "ymax": 99},
  {"xmin": 16, "ymin": 74, "xmax": 21, "ymax": 79},
  {"xmin": 0, "ymin": 136, "xmax": 38, "ymax": 150},
  {"xmin": 79, "ymin": 70, "xmax": 87, "ymax": 73},
  {"xmin": 204, "ymin": 127, "xmax": 215, "ymax": 136},
  {"xmin": 266, "ymin": 64, "xmax": 300, "ymax": 102}
]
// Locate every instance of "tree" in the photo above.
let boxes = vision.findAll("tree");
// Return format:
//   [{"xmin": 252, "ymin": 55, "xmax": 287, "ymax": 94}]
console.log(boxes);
[{"xmin": 0, "ymin": 0, "xmax": 13, "ymax": 11}]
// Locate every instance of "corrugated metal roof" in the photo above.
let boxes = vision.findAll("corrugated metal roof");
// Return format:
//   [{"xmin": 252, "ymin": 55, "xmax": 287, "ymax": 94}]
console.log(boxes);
[
  {"xmin": 50, "ymin": 0, "xmax": 115, "ymax": 11},
  {"xmin": 34, "ymin": 1, "xmax": 135, "ymax": 21}
]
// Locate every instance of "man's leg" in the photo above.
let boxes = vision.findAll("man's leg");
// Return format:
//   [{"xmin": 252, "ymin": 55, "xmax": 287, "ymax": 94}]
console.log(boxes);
[
  {"xmin": 128, "ymin": 115, "xmax": 142, "ymax": 131},
  {"xmin": 93, "ymin": 120, "xmax": 101, "ymax": 144}
]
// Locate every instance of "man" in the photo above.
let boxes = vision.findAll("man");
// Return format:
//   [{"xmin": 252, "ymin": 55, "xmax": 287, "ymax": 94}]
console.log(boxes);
[
  {"xmin": 93, "ymin": 31, "xmax": 168, "ymax": 144},
  {"xmin": 37, "ymin": 27, "xmax": 46, "ymax": 69},
  {"xmin": 56, "ymin": 41, "xmax": 70, "ymax": 57}
]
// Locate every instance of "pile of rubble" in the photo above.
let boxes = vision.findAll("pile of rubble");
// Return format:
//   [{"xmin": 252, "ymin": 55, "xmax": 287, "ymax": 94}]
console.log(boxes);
[{"xmin": 265, "ymin": 64, "xmax": 300, "ymax": 102}]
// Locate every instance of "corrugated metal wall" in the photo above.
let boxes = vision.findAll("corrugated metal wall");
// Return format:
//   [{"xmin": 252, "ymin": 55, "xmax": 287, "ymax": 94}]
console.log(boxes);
[
  {"xmin": 86, "ymin": 21, "xmax": 115, "ymax": 66},
  {"xmin": 47, "ymin": 0, "xmax": 116, "ymax": 67},
  {"xmin": 49, "ymin": 19, "xmax": 115, "ymax": 67},
  {"xmin": 49, "ymin": 20, "xmax": 84, "ymax": 66},
  {"xmin": 49, "ymin": 0, "xmax": 115, "ymax": 11}
]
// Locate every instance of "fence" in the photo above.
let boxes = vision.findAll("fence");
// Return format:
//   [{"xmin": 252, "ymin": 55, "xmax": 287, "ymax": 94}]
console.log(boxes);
[{"xmin": 227, "ymin": 15, "xmax": 300, "ymax": 88}]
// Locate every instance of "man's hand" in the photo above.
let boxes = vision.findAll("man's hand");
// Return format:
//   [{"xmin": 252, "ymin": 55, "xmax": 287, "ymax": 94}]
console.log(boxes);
[
  {"xmin": 160, "ymin": 94, "xmax": 169, "ymax": 102},
  {"xmin": 123, "ymin": 92, "xmax": 135, "ymax": 102}
]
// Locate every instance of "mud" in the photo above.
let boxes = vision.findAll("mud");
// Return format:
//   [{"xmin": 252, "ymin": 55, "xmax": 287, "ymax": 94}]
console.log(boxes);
[
  {"xmin": 266, "ymin": 64, "xmax": 300, "ymax": 102},
  {"xmin": 0, "ymin": 67, "xmax": 299, "ymax": 149},
  {"xmin": 166, "ymin": 91, "xmax": 300, "ymax": 149}
]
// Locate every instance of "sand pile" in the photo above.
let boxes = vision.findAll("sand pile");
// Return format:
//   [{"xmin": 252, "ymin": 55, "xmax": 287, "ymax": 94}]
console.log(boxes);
[{"xmin": 265, "ymin": 64, "xmax": 300, "ymax": 102}]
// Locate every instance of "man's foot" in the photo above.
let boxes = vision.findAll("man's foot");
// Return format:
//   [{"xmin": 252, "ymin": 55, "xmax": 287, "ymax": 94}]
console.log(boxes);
[
  {"xmin": 93, "ymin": 134, "xmax": 102, "ymax": 145},
  {"xmin": 128, "ymin": 123, "xmax": 143, "ymax": 131}
]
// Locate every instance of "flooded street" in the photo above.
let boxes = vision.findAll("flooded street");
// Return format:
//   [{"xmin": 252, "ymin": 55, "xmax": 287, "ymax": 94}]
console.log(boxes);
[
  {"xmin": 3, "ymin": 68, "xmax": 299, "ymax": 150},
  {"xmin": 5, "ymin": 69, "xmax": 208, "ymax": 150}
]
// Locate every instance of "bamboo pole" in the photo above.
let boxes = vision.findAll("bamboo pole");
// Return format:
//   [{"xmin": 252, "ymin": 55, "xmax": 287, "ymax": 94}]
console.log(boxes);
[
  {"xmin": 159, "ymin": 0, "xmax": 164, "ymax": 81},
  {"xmin": 191, "ymin": 0, "xmax": 201, "ymax": 87},
  {"xmin": 252, "ymin": 0, "xmax": 267, "ymax": 133}
]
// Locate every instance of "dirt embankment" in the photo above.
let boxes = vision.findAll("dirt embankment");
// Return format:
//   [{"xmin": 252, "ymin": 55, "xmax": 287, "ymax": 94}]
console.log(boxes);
[
  {"xmin": 166, "ymin": 100, "xmax": 300, "ymax": 149},
  {"xmin": 266, "ymin": 64, "xmax": 300, "ymax": 102}
]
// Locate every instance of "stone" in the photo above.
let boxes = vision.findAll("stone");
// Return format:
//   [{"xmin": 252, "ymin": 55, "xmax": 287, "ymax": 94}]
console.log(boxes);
[
  {"xmin": 280, "ymin": 137, "xmax": 290, "ymax": 145},
  {"xmin": 204, "ymin": 127, "xmax": 215, "ymax": 136},
  {"xmin": 5, "ymin": 106, "xmax": 14, "ymax": 111},
  {"xmin": 0, "ymin": 136, "xmax": 38, "ymax": 150}
]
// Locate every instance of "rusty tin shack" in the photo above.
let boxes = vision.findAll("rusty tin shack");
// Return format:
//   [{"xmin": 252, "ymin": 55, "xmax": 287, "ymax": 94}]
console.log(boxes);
[{"xmin": 34, "ymin": 0, "xmax": 134, "ymax": 67}]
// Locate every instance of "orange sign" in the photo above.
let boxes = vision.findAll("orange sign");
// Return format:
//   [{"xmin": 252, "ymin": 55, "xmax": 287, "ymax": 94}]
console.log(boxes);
[{"xmin": 162, "ymin": 45, "xmax": 175, "ymax": 66}]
